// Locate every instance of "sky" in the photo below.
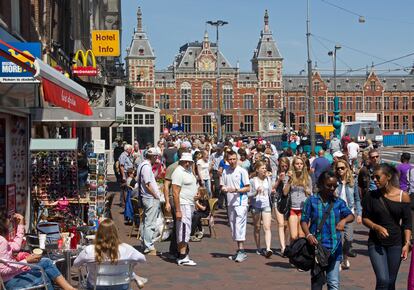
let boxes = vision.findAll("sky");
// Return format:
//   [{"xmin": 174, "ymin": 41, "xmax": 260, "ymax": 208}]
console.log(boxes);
[{"xmin": 121, "ymin": 0, "xmax": 414, "ymax": 76}]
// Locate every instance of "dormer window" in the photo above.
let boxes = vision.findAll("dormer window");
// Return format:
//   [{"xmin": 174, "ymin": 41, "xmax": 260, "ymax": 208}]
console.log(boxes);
[
  {"xmin": 267, "ymin": 38, "xmax": 270, "ymax": 41},
  {"xmin": 189, "ymin": 51, "xmax": 192, "ymax": 55},
  {"xmin": 222, "ymin": 62, "xmax": 226, "ymax": 66},
  {"xmin": 267, "ymin": 50, "xmax": 272, "ymax": 56},
  {"xmin": 138, "ymin": 48, "xmax": 144, "ymax": 55},
  {"xmin": 184, "ymin": 61, "xmax": 188, "ymax": 66}
]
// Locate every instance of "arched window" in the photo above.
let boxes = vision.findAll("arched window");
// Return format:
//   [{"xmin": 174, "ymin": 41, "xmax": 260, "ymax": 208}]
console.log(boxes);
[
  {"xmin": 202, "ymin": 83, "xmax": 213, "ymax": 109},
  {"xmin": 223, "ymin": 83, "xmax": 233, "ymax": 110},
  {"xmin": 180, "ymin": 82, "xmax": 191, "ymax": 109}
]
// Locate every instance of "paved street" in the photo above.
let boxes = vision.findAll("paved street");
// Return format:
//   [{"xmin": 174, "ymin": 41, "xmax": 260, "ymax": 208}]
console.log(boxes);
[
  {"xmin": 380, "ymin": 146, "xmax": 414, "ymax": 164},
  {"xmin": 107, "ymin": 182, "xmax": 410, "ymax": 290}
]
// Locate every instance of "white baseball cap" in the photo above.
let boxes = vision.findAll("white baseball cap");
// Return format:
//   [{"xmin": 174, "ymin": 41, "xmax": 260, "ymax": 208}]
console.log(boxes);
[
  {"xmin": 333, "ymin": 151, "xmax": 344, "ymax": 158},
  {"xmin": 179, "ymin": 152, "xmax": 194, "ymax": 162}
]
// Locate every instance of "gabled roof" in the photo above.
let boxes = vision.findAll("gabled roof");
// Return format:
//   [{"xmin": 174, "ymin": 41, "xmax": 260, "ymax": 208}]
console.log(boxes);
[
  {"xmin": 252, "ymin": 10, "xmax": 282, "ymax": 61},
  {"xmin": 126, "ymin": 7, "xmax": 155, "ymax": 59}
]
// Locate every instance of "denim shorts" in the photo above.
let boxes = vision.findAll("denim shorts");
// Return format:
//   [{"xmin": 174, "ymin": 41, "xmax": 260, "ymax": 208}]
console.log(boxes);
[{"xmin": 251, "ymin": 206, "xmax": 272, "ymax": 214}]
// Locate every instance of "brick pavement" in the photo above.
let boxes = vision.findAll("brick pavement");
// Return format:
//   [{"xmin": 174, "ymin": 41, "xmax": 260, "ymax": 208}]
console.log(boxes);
[{"xmin": 108, "ymin": 182, "xmax": 410, "ymax": 290}]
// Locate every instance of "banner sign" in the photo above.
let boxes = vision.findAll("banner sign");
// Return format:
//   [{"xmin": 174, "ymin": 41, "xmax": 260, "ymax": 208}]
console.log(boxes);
[
  {"xmin": 0, "ymin": 42, "xmax": 41, "ymax": 83},
  {"xmin": 72, "ymin": 50, "xmax": 98, "ymax": 76},
  {"xmin": 6, "ymin": 184, "xmax": 16, "ymax": 217}
]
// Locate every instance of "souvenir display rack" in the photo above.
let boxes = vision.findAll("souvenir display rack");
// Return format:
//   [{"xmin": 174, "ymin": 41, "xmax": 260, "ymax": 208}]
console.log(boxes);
[
  {"xmin": 30, "ymin": 139, "xmax": 79, "ymax": 202},
  {"xmin": 86, "ymin": 150, "xmax": 107, "ymax": 226}
]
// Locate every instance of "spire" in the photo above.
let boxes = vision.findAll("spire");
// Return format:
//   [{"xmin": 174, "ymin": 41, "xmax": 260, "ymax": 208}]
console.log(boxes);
[
  {"xmin": 137, "ymin": 7, "xmax": 142, "ymax": 32},
  {"xmin": 204, "ymin": 30, "xmax": 209, "ymax": 42},
  {"xmin": 264, "ymin": 10, "xmax": 269, "ymax": 33}
]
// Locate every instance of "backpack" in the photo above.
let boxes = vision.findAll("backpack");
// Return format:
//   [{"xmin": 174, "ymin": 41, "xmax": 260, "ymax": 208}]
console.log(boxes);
[{"xmin": 284, "ymin": 238, "xmax": 315, "ymax": 271}]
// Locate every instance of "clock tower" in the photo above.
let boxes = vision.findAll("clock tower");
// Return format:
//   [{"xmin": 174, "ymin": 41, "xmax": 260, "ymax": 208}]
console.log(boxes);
[
  {"xmin": 251, "ymin": 10, "xmax": 284, "ymax": 132},
  {"xmin": 126, "ymin": 7, "xmax": 156, "ymax": 107}
]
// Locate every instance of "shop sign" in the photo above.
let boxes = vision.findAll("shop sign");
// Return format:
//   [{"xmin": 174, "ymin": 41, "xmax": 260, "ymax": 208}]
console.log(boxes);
[
  {"xmin": 91, "ymin": 30, "xmax": 120, "ymax": 57},
  {"xmin": 0, "ymin": 42, "xmax": 41, "ymax": 83},
  {"xmin": 93, "ymin": 140, "xmax": 105, "ymax": 154},
  {"xmin": 72, "ymin": 50, "xmax": 97, "ymax": 76}
]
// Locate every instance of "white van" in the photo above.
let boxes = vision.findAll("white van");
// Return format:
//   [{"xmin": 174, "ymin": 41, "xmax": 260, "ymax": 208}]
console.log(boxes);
[{"xmin": 341, "ymin": 121, "xmax": 383, "ymax": 148}]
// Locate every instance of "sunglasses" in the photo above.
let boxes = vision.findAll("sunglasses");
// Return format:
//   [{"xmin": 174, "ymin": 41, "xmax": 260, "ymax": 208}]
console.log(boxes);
[
  {"xmin": 373, "ymin": 175, "xmax": 382, "ymax": 180},
  {"xmin": 336, "ymin": 167, "xmax": 346, "ymax": 170},
  {"xmin": 370, "ymin": 155, "xmax": 380, "ymax": 159}
]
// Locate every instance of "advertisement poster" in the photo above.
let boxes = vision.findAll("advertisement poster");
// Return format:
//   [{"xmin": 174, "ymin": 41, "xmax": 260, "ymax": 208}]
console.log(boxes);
[{"xmin": 6, "ymin": 184, "xmax": 16, "ymax": 216}]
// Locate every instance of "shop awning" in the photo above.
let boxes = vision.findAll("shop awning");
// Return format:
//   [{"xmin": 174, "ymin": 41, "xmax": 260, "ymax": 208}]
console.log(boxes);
[{"xmin": 0, "ymin": 40, "xmax": 93, "ymax": 116}]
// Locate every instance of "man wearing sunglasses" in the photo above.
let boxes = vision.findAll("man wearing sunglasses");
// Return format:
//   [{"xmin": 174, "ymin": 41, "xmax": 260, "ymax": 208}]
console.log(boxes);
[{"xmin": 358, "ymin": 149, "xmax": 381, "ymax": 198}]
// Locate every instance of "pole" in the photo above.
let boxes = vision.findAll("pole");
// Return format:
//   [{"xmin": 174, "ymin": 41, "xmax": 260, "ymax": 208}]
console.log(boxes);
[
  {"xmin": 332, "ymin": 46, "xmax": 341, "ymax": 137},
  {"xmin": 216, "ymin": 25, "xmax": 223, "ymax": 141},
  {"xmin": 306, "ymin": 0, "xmax": 316, "ymax": 152}
]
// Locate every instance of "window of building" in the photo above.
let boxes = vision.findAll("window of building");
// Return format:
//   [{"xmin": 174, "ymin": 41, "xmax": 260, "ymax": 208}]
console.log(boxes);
[
  {"xmin": 180, "ymin": 82, "xmax": 192, "ymax": 109},
  {"xmin": 223, "ymin": 84, "xmax": 233, "ymax": 110},
  {"xmin": 266, "ymin": 94, "xmax": 274, "ymax": 109},
  {"xmin": 365, "ymin": 97, "xmax": 372, "ymax": 111},
  {"xmin": 328, "ymin": 96, "xmax": 334, "ymax": 111},
  {"xmin": 299, "ymin": 116, "xmax": 305, "ymax": 125},
  {"xmin": 393, "ymin": 96, "xmax": 399, "ymax": 110},
  {"xmin": 346, "ymin": 96, "xmax": 352, "ymax": 111},
  {"xmin": 159, "ymin": 94, "xmax": 170, "ymax": 109},
  {"xmin": 244, "ymin": 115, "xmax": 254, "ymax": 132},
  {"xmin": 346, "ymin": 116, "xmax": 353, "ymax": 122},
  {"xmin": 403, "ymin": 115, "xmax": 409, "ymax": 129},
  {"xmin": 370, "ymin": 81, "xmax": 376, "ymax": 91},
  {"xmin": 393, "ymin": 115, "xmax": 399, "ymax": 129},
  {"xmin": 134, "ymin": 114, "xmax": 143, "ymax": 125},
  {"xmin": 224, "ymin": 115, "xmax": 233, "ymax": 133},
  {"xmin": 298, "ymin": 97, "xmax": 305, "ymax": 111},
  {"xmin": 202, "ymin": 83, "xmax": 213, "ymax": 109},
  {"xmin": 160, "ymin": 116, "xmax": 166, "ymax": 133},
  {"xmin": 318, "ymin": 114, "xmax": 325, "ymax": 123},
  {"xmin": 384, "ymin": 115, "xmax": 390, "ymax": 130},
  {"xmin": 328, "ymin": 116, "xmax": 334, "ymax": 124},
  {"xmin": 145, "ymin": 114, "xmax": 154, "ymax": 125},
  {"xmin": 203, "ymin": 115, "xmax": 212, "ymax": 134},
  {"xmin": 313, "ymin": 81, "xmax": 320, "ymax": 92},
  {"xmin": 244, "ymin": 94, "xmax": 254, "ymax": 109},
  {"xmin": 318, "ymin": 96, "xmax": 325, "ymax": 111},
  {"xmin": 403, "ymin": 96, "xmax": 409, "ymax": 110},
  {"xmin": 124, "ymin": 114, "xmax": 132, "ymax": 125},
  {"xmin": 181, "ymin": 115, "xmax": 191, "ymax": 132},
  {"xmin": 289, "ymin": 97, "xmax": 296, "ymax": 111},
  {"xmin": 376, "ymin": 97, "xmax": 382, "ymax": 110},
  {"xmin": 384, "ymin": 97, "xmax": 390, "ymax": 110},
  {"xmin": 356, "ymin": 96, "xmax": 362, "ymax": 111},
  {"xmin": 412, "ymin": 96, "xmax": 414, "ymax": 110}
]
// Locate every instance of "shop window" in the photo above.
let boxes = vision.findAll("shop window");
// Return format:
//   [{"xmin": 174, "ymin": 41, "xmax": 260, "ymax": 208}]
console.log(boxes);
[
  {"xmin": 145, "ymin": 114, "xmax": 154, "ymax": 125},
  {"xmin": 124, "ymin": 114, "xmax": 132, "ymax": 125},
  {"xmin": 134, "ymin": 114, "xmax": 143, "ymax": 125}
]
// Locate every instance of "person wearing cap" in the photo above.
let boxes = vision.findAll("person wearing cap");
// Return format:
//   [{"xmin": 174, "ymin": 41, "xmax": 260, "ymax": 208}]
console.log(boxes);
[
  {"xmin": 329, "ymin": 135, "xmax": 342, "ymax": 155},
  {"xmin": 171, "ymin": 152, "xmax": 198, "ymax": 266},
  {"xmin": 118, "ymin": 144, "xmax": 134, "ymax": 208},
  {"xmin": 136, "ymin": 148, "xmax": 162, "ymax": 256},
  {"xmin": 221, "ymin": 150, "xmax": 251, "ymax": 263}
]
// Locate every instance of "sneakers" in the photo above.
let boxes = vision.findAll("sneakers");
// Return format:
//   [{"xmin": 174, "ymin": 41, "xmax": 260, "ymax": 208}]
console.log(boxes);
[
  {"xmin": 228, "ymin": 252, "xmax": 238, "ymax": 261},
  {"xmin": 133, "ymin": 274, "xmax": 148, "ymax": 289},
  {"xmin": 256, "ymin": 248, "xmax": 263, "ymax": 255},
  {"xmin": 190, "ymin": 235, "xmax": 201, "ymax": 242},
  {"xmin": 195, "ymin": 231, "xmax": 204, "ymax": 239},
  {"xmin": 265, "ymin": 249, "xmax": 273, "ymax": 258},
  {"xmin": 143, "ymin": 248, "xmax": 157, "ymax": 256},
  {"xmin": 348, "ymin": 249, "xmax": 358, "ymax": 258},
  {"xmin": 177, "ymin": 255, "xmax": 197, "ymax": 266},
  {"xmin": 341, "ymin": 259, "xmax": 350, "ymax": 270},
  {"xmin": 229, "ymin": 250, "xmax": 248, "ymax": 262}
]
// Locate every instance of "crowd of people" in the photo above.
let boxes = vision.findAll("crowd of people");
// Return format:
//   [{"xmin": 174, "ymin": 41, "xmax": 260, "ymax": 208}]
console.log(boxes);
[
  {"xmin": 2, "ymin": 132, "xmax": 414, "ymax": 289},
  {"xmin": 110, "ymin": 132, "xmax": 414, "ymax": 289}
]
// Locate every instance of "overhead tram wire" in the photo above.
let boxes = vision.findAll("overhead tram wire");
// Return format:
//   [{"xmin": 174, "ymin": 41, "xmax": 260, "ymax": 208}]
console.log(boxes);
[{"xmin": 311, "ymin": 35, "xmax": 353, "ymax": 71}]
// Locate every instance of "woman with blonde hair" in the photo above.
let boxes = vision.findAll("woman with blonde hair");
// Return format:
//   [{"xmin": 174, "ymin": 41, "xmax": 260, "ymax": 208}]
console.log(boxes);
[
  {"xmin": 333, "ymin": 160, "xmax": 362, "ymax": 270},
  {"xmin": 283, "ymin": 156, "xmax": 312, "ymax": 240},
  {"xmin": 74, "ymin": 219, "xmax": 146, "ymax": 289}
]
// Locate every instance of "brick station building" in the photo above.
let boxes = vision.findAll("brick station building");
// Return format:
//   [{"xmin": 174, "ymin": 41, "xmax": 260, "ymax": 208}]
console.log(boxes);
[{"xmin": 126, "ymin": 7, "xmax": 414, "ymax": 137}]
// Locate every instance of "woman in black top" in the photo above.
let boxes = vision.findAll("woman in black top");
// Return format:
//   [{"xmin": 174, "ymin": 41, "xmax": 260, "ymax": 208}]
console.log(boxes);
[
  {"xmin": 190, "ymin": 187, "xmax": 210, "ymax": 241},
  {"xmin": 362, "ymin": 163, "xmax": 412, "ymax": 290}
]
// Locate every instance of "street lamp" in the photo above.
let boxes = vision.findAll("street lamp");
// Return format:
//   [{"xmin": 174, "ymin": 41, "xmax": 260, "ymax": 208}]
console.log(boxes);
[
  {"xmin": 328, "ymin": 44, "xmax": 341, "ymax": 137},
  {"xmin": 206, "ymin": 20, "xmax": 228, "ymax": 141}
]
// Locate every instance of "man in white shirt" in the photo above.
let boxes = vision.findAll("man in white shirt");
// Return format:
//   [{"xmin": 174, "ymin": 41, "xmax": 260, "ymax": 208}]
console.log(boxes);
[
  {"xmin": 136, "ymin": 148, "xmax": 161, "ymax": 255},
  {"xmin": 221, "ymin": 150, "xmax": 250, "ymax": 263},
  {"xmin": 172, "ymin": 152, "xmax": 198, "ymax": 266},
  {"xmin": 347, "ymin": 137, "xmax": 360, "ymax": 170}
]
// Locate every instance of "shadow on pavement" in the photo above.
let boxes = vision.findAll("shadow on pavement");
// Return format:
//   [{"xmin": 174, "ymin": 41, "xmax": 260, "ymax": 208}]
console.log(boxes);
[
  {"xmin": 210, "ymin": 252, "xmax": 231, "ymax": 259},
  {"xmin": 265, "ymin": 261, "xmax": 294, "ymax": 269}
]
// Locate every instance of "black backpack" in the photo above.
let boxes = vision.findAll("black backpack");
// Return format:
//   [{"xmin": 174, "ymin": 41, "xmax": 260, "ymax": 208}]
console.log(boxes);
[{"xmin": 284, "ymin": 238, "xmax": 315, "ymax": 271}]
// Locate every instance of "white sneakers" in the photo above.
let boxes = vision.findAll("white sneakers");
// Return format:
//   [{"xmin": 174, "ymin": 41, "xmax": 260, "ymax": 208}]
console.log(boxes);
[{"xmin": 177, "ymin": 255, "xmax": 197, "ymax": 266}]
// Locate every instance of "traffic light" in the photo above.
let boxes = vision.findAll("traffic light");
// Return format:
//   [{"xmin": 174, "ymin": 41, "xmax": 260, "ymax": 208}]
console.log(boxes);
[
  {"xmin": 280, "ymin": 109, "xmax": 286, "ymax": 126},
  {"xmin": 289, "ymin": 112, "xmax": 295, "ymax": 125}
]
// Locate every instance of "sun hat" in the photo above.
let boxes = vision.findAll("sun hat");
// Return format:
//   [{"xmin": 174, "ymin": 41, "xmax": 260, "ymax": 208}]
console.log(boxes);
[
  {"xmin": 146, "ymin": 147, "xmax": 160, "ymax": 156},
  {"xmin": 333, "ymin": 151, "xmax": 344, "ymax": 158},
  {"xmin": 180, "ymin": 152, "xmax": 194, "ymax": 162}
]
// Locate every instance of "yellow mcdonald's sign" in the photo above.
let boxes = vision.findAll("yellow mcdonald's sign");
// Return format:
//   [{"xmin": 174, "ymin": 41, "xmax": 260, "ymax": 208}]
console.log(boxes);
[{"xmin": 72, "ymin": 49, "xmax": 97, "ymax": 76}]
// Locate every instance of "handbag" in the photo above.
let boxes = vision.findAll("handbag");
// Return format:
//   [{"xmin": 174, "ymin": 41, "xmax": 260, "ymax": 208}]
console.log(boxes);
[
  {"xmin": 276, "ymin": 181, "xmax": 291, "ymax": 218},
  {"xmin": 314, "ymin": 201, "xmax": 334, "ymax": 269}
]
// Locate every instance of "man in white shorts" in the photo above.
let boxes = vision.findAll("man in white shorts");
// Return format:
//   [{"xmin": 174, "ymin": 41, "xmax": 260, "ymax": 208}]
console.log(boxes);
[
  {"xmin": 221, "ymin": 150, "xmax": 250, "ymax": 263},
  {"xmin": 172, "ymin": 152, "xmax": 198, "ymax": 266}
]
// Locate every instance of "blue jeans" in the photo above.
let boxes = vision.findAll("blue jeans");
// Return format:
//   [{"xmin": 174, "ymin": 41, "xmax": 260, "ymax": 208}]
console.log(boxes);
[
  {"xmin": 311, "ymin": 256, "xmax": 340, "ymax": 290},
  {"xmin": 368, "ymin": 244, "xmax": 402, "ymax": 290},
  {"xmin": 4, "ymin": 258, "xmax": 61, "ymax": 290},
  {"xmin": 203, "ymin": 179, "xmax": 212, "ymax": 198},
  {"xmin": 141, "ymin": 197, "xmax": 160, "ymax": 251}
]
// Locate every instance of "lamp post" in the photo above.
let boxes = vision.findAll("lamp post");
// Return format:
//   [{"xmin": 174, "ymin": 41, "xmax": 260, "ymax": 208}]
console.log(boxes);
[
  {"xmin": 328, "ymin": 45, "xmax": 341, "ymax": 137},
  {"xmin": 207, "ymin": 20, "xmax": 228, "ymax": 141},
  {"xmin": 306, "ymin": 0, "xmax": 316, "ymax": 153}
]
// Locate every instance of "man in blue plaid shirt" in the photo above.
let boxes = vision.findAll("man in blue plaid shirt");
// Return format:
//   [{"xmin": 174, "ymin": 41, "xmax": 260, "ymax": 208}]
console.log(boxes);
[{"xmin": 301, "ymin": 170, "xmax": 354, "ymax": 290}]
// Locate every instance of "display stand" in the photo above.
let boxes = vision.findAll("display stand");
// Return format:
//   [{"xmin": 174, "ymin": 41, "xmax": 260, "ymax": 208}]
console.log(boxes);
[
  {"xmin": 29, "ymin": 139, "xmax": 79, "ymax": 225},
  {"xmin": 86, "ymin": 140, "xmax": 107, "ymax": 227}
]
